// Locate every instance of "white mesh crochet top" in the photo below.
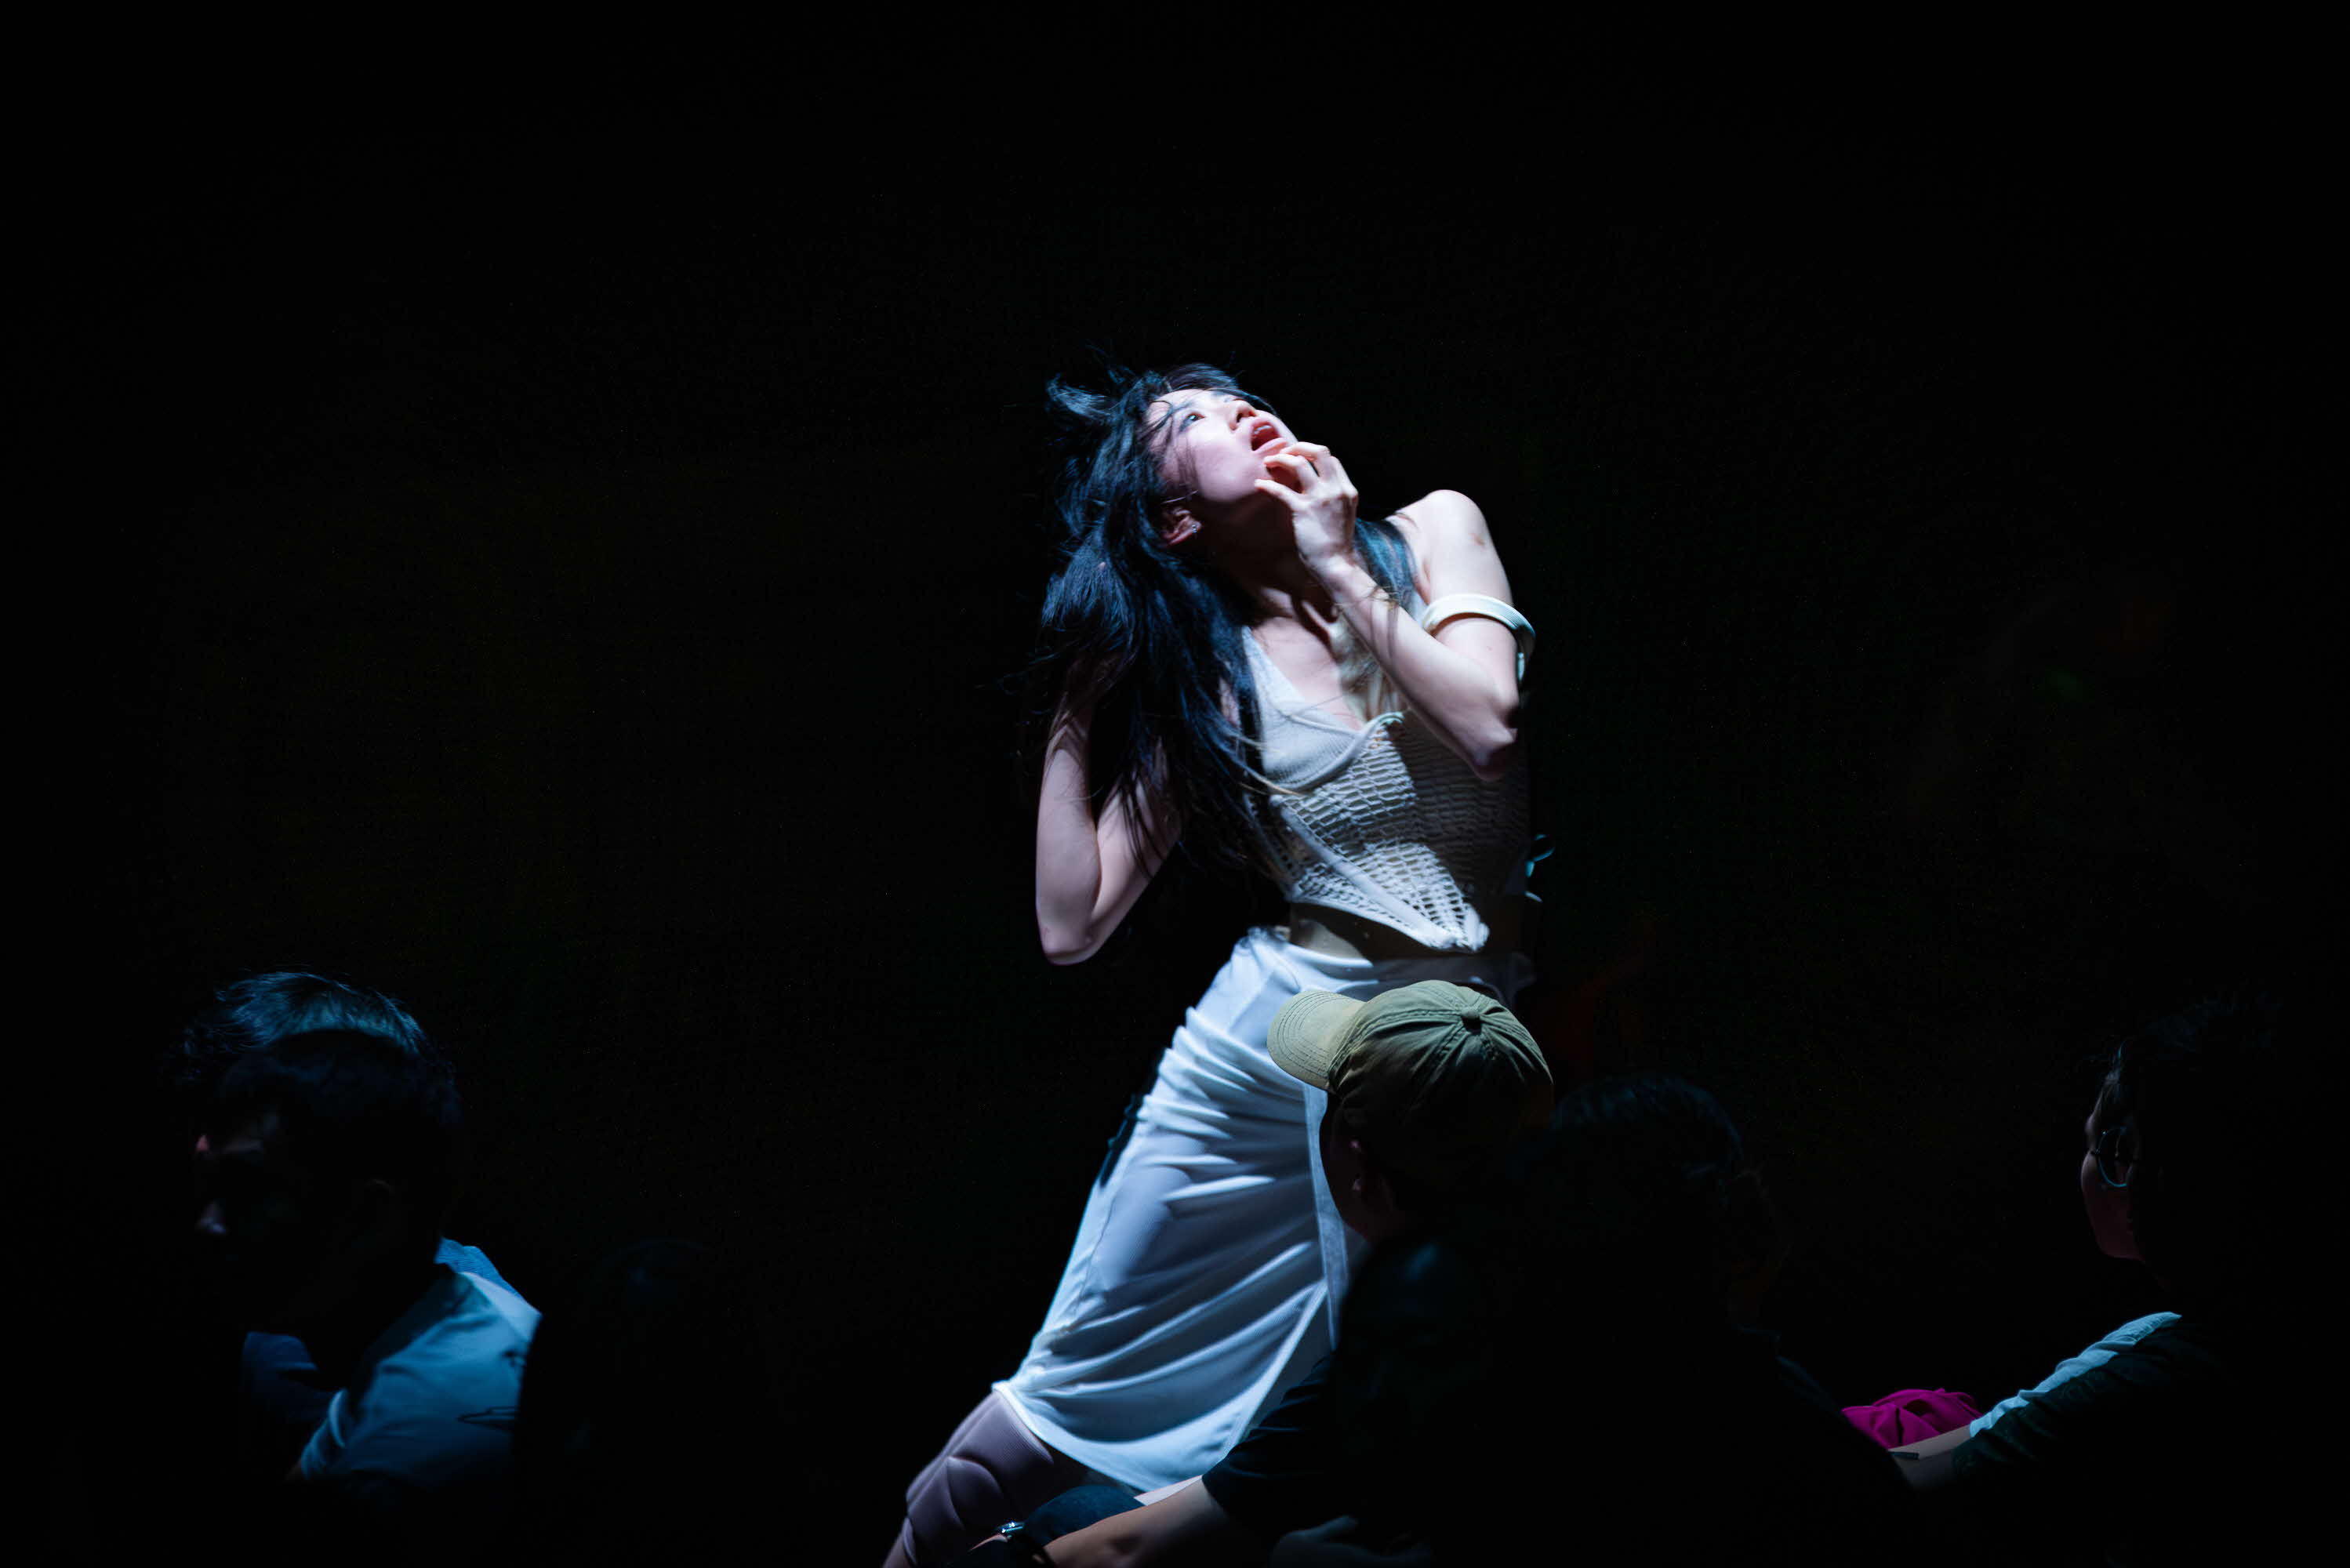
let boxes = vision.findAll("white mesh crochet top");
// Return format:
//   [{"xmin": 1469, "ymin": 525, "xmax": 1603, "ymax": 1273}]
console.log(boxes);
[{"xmin": 1243, "ymin": 585, "xmax": 1534, "ymax": 953}]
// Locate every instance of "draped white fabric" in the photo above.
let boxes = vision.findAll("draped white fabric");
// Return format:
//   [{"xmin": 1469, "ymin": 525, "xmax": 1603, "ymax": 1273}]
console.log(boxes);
[{"xmin": 994, "ymin": 930, "xmax": 1532, "ymax": 1490}]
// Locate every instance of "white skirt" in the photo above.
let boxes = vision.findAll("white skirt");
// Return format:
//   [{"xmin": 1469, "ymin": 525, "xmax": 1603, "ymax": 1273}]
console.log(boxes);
[{"xmin": 993, "ymin": 926, "xmax": 1534, "ymax": 1490}]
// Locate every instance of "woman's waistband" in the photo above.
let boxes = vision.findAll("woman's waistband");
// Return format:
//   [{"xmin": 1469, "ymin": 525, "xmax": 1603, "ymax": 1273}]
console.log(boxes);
[
  {"xmin": 1245, "ymin": 918, "xmax": 1535, "ymax": 998},
  {"xmin": 1282, "ymin": 906, "xmax": 1460, "ymax": 963}
]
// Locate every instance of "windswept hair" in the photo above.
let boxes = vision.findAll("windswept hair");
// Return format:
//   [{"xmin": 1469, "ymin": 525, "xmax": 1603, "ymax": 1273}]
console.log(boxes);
[{"xmin": 1028, "ymin": 357, "xmax": 1415, "ymax": 873}]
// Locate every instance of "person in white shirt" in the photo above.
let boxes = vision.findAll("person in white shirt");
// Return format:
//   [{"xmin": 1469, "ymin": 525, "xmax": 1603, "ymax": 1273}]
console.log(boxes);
[
  {"xmin": 170, "ymin": 970, "xmax": 526, "ymax": 1480},
  {"xmin": 194, "ymin": 1028, "xmax": 537, "ymax": 1559}
]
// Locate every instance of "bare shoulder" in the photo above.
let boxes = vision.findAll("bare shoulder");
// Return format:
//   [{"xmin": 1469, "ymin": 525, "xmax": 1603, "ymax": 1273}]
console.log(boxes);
[
  {"xmin": 1386, "ymin": 490, "xmax": 1508, "ymax": 600},
  {"xmin": 1389, "ymin": 488, "xmax": 1491, "ymax": 546}
]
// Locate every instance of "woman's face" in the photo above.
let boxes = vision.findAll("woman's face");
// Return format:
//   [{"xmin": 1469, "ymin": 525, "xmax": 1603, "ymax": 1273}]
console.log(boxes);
[
  {"xmin": 1147, "ymin": 386, "xmax": 1298, "ymax": 535},
  {"xmin": 2079, "ymin": 1087, "xmax": 2142, "ymax": 1261}
]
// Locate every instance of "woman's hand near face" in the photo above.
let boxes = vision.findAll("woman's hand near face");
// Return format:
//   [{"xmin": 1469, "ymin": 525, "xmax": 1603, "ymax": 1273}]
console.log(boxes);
[
  {"xmin": 1295, "ymin": 487, "xmax": 1526, "ymax": 782},
  {"xmin": 1255, "ymin": 442, "xmax": 1360, "ymax": 576}
]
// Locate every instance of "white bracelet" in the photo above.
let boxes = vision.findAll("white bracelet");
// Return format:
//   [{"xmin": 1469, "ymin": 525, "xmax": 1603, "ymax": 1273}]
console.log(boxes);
[{"xmin": 1418, "ymin": 593, "xmax": 1535, "ymax": 681}]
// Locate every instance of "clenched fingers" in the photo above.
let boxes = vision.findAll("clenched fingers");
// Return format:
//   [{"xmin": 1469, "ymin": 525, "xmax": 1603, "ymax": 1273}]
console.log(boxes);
[
  {"xmin": 1262, "ymin": 452, "xmax": 1321, "ymax": 492},
  {"xmin": 1275, "ymin": 443, "xmax": 1354, "ymax": 500}
]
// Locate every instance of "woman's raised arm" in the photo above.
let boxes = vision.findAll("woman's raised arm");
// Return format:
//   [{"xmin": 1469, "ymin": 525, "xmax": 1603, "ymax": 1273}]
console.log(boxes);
[
  {"xmin": 1034, "ymin": 699, "xmax": 1178, "ymax": 965},
  {"xmin": 1259, "ymin": 453, "xmax": 1524, "ymax": 782}
]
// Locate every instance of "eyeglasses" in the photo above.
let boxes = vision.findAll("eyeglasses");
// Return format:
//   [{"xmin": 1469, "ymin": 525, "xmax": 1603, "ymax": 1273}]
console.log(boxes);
[{"xmin": 2091, "ymin": 1123, "xmax": 2139, "ymax": 1190}]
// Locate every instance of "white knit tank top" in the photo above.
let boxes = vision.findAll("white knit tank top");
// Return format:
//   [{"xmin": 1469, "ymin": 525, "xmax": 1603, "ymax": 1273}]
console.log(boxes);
[{"xmin": 1241, "ymin": 584, "xmax": 1534, "ymax": 953}]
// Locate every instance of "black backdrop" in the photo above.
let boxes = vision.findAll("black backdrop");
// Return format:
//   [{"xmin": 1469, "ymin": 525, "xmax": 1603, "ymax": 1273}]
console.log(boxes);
[{"xmin": 78, "ymin": 123, "xmax": 2322, "ymax": 1543}]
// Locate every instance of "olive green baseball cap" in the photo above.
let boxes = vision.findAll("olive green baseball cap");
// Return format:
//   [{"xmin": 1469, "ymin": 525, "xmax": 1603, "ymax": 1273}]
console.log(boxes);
[{"xmin": 1269, "ymin": 980, "xmax": 1555, "ymax": 1196}]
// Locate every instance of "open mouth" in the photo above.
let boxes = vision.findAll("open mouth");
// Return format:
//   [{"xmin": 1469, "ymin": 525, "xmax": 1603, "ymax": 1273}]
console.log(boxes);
[{"xmin": 1248, "ymin": 420, "xmax": 1284, "ymax": 452}]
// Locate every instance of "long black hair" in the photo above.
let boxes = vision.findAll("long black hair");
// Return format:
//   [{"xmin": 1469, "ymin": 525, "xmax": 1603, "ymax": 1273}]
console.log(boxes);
[{"xmin": 1028, "ymin": 358, "xmax": 1416, "ymax": 873}]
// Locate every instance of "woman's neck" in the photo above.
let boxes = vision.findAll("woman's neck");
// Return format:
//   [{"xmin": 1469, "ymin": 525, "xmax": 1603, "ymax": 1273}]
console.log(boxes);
[{"xmin": 1217, "ymin": 549, "xmax": 1339, "ymax": 629}]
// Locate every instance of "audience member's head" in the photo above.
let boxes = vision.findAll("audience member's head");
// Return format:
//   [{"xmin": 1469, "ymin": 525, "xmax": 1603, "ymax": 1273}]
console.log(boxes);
[
  {"xmin": 513, "ymin": 1239, "xmax": 781, "ymax": 1559},
  {"xmin": 169, "ymin": 971, "xmax": 434, "ymax": 1111},
  {"xmin": 1270, "ymin": 982, "xmax": 1555, "ymax": 1243},
  {"xmin": 1513, "ymin": 1072, "xmax": 1779, "ymax": 1329},
  {"xmin": 194, "ymin": 1029, "xmax": 460, "ymax": 1334},
  {"xmin": 1332, "ymin": 1074, "xmax": 1868, "ymax": 1559},
  {"xmin": 2083, "ymin": 989, "xmax": 2298, "ymax": 1301}
]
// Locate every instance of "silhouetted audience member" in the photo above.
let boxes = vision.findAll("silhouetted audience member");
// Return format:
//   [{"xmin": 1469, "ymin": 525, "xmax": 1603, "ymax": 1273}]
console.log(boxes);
[
  {"xmin": 1323, "ymin": 1074, "xmax": 1914, "ymax": 1564},
  {"xmin": 194, "ymin": 1029, "xmax": 537, "ymax": 1562},
  {"xmin": 173, "ymin": 972, "xmax": 523, "ymax": 1479},
  {"xmin": 1905, "ymin": 992, "xmax": 2310, "ymax": 1563},
  {"xmin": 955, "ymin": 981, "xmax": 1555, "ymax": 1565},
  {"xmin": 510, "ymin": 1238, "xmax": 786, "ymax": 1563}
]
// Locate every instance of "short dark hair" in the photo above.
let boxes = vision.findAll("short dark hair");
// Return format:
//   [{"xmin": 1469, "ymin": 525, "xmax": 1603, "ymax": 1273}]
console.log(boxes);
[
  {"xmin": 206, "ymin": 1029, "xmax": 461, "ymax": 1248},
  {"xmin": 169, "ymin": 971, "xmax": 433, "ymax": 1102},
  {"xmin": 2098, "ymin": 989, "xmax": 2293, "ymax": 1287},
  {"xmin": 1509, "ymin": 1073, "xmax": 1773, "ymax": 1323}
]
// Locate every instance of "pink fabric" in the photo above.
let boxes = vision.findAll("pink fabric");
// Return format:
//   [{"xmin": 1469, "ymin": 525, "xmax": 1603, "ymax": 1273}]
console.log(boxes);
[{"xmin": 1840, "ymin": 1388, "xmax": 1982, "ymax": 1448}]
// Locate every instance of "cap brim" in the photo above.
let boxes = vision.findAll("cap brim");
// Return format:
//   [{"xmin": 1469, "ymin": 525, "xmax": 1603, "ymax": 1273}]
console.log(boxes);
[{"xmin": 1268, "ymin": 989, "xmax": 1364, "ymax": 1089}]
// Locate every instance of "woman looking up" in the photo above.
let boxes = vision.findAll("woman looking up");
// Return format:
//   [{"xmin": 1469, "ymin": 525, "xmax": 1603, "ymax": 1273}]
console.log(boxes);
[{"xmin": 886, "ymin": 361, "xmax": 1542, "ymax": 1567}]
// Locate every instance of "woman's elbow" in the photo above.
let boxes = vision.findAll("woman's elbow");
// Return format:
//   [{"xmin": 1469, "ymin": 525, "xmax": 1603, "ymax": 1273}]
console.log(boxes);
[
  {"xmin": 1466, "ymin": 725, "xmax": 1521, "ymax": 784},
  {"xmin": 1037, "ymin": 916, "xmax": 1104, "ymax": 966}
]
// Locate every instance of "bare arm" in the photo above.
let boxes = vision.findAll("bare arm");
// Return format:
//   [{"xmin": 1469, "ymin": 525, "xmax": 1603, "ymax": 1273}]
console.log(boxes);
[
  {"xmin": 1034, "ymin": 1479, "xmax": 1267, "ymax": 1568},
  {"xmin": 1034, "ymin": 699, "xmax": 1178, "ymax": 965},
  {"xmin": 1373, "ymin": 489, "xmax": 1524, "ymax": 779},
  {"xmin": 1260, "ymin": 456, "xmax": 1523, "ymax": 782}
]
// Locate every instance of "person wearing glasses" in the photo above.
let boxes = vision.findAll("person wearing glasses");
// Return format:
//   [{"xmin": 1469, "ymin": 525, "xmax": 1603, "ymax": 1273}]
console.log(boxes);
[{"xmin": 1898, "ymin": 993, "xmax": 2308, "ymax": 1565}]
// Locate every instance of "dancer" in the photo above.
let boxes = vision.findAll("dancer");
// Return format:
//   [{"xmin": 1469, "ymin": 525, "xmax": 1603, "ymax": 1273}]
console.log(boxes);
[{"xmin": 887, "ymin": 361, "xmax": 1539, "ymax": 1566}]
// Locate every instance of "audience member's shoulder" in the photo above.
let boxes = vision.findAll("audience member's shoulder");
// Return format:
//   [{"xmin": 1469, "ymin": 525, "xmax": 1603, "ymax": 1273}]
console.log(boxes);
[
  {"xmin": 1368, "ymin": 1231, "xmax": 1485, "ymax": 1299},
  {"xmin": 1952, "ymin": 1310, "xmax": 2306, "ymax": 1564},
  {"xmin": 357, "ymin": 1269, "xmax": 535, "ymax": 1426},
  {"xmin": 2023, "ymin": 1312, "xmax": 2251, "ymax": 1419},
  {"xmin": 434, "ymin": 1234, "xmax": 525, "ymax": 1301},
  {"xmin": 392, "ymin": 1265, "xmax": 535, "ymax": 1344},
  {"xmin": 1958, "ymin": 1308, "xmax": 2273, "ymax": 1494},
  {"xmin": 2132, "ymin": 1308, "xmax": 2259, "ymax": 1366},
  {"xmin": 451, "ymin": 1266, "xmax": 540, "ymax": 1339},
  {"xmin": 321, "ymin": 1273, "xmax": 529, "ymax": 1485}
]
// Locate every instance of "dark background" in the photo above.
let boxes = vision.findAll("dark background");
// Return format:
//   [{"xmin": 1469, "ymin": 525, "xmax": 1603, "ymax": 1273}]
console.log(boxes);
[{"xmin": 74, "ymin": 115, "xmax": 2322, "ymax": 1544}]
